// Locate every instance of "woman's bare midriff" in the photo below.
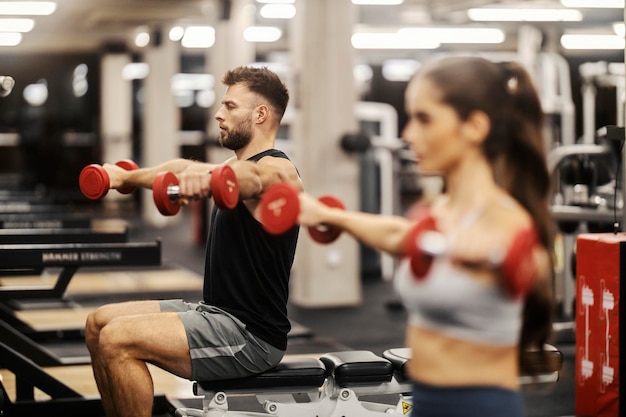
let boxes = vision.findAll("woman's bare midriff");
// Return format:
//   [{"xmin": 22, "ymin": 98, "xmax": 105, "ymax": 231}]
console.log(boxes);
[{"xmin": 405, "ymin": 325, "xmax": 520, "ymax": 390}]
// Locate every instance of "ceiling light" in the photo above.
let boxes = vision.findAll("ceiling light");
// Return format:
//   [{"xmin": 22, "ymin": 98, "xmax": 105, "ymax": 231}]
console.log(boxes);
[
  {"xmin": 243, "ymin": 26, "xmax": 282, "ymax": 43},
  {"xmin": 260, "ymin": 4, "xmax": 296, "ymax": 19},
  {"xmin": 181, "ymin": 26, "xmax": 215, "ymax": 48},
  {"xmin": 0, "ymin": 32, "xmax": 21, "ymax": 46},
  {"xmin": 352, "ymin": 0, "xmax": 404, "ymax": 5},
  {"xmin": 561, "ymin": 0, "xmax": 624, "ymax": 8},
  {"xmin": 256, "ymin": 0, "xmax": 294, "ymax": 3},
  {"xmin": 561, "ymin": 34, "xmax": 625, "ymax": 49},
  {"xmin": 468, "ymin": 8, "xmax": 583, "ymax": 22},
  {"xmin": 398, "ymin": 27, "xmax": 505, "ymax": 44},
  {"xmin": 122, "ymin": 63, "xmax": 150, "ymax": 80},
  {"xmin": 351, "ymin": 32, "xmax": 439, "ymax": 49},
  {"xmin": 0, "ymin": 1, "xmax": 56, "ymax": 15},
  {"xmin": 382, "ymin": 59, "xmax": 421, "ymax": 82},
  {"xmin": 134, "ymin": 31, "xmax": 150, "ymax": 48},
  {"xmin": 169, "ymin": 26, "xmax": 185, "ymax": 42},
  {"xmin": 0, "ymin": 18, "xmax": 34, "ymax": 32},
  {"xmin": 171, "ymin": 73, "xmax": 215, "ymax": 91}
]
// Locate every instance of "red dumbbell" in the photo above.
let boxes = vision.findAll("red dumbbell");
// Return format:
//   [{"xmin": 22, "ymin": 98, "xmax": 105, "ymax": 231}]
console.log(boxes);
[
  {"xmin": 259, "ymin": 182, "xmax": 344, "ymax": 244},
  {"xmin": 152, "ymin": 165, "xmax": 239, "ymax": 216},
  {"xmin": 79, "ymin": 159, "xmax": 139, "ymax": 200},
  {"xmin": 403, "ymin": 211, "xmax": 538, "ymax": 299}
]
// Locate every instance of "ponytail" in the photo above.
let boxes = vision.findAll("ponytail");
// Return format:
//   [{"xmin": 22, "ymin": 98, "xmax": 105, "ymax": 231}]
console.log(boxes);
[{"xmin": 497, "ymin": 61, "xmax": 556, "ymax": 374}]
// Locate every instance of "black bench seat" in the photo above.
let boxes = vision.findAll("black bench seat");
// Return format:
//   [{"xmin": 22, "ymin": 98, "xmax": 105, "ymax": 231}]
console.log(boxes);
[{"xmin": 195, "ymin": 356, "xmax": 327, "ymax": 394}]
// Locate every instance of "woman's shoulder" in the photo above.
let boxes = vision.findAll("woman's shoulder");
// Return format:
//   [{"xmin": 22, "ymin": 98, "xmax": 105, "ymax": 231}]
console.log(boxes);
[{"xmin": 485, "ymin": 191, "xmax": 533, "ymax": 234}]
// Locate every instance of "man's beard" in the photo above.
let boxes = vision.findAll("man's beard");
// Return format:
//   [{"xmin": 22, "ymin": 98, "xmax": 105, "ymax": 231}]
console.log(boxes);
[{"xmin": 220, "ymin": 118, "xmax": 253, "ymax": 151}]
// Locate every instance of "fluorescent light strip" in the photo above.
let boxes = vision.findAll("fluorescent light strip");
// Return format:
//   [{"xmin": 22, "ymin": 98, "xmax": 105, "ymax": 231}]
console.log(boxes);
[
  {"xmin": 398, "ymin": 27, "xmax": 505, "ymax": 44},
  {"xmin": 0, "ymin": 1, "xmax": 56, "ymax": 15},
  {"xmin": 181, "ymin": 26, "xmax": 215, "ymax": 48},
  {"xmin": 351, "ymin": 32, "xmax": 439, "ymax": 49},
  {"xmin": 468, "ymin": 8, "xmax": 583, "ymax": 22},
  {"xmin": 352, "ymin": 0, "xmax": 404, "ymax": 4},
  {"xmin": 243, "ymin": 26, "xmax": 282, "ymax": 42},
  {"xmin": 0, "ymin": 18, "xmax": 34, "ymax": 32},
  {"xmin": 256, "ymin": 0, "xmax": 294, "ymax": 4},
  {"xmin": 0, "ymin": 32, "xmax": 21, "ymax": 46},
  {"xmin": 561, "ymin": 0, "xmax": 624, "ymax": 8},
  {"xmin": 561, "ymin": 34, "xmax": 625, "ymax": 50},
  {"xmin": 260, "ymin": 4, "xmax": 296, "ymax": 19}
]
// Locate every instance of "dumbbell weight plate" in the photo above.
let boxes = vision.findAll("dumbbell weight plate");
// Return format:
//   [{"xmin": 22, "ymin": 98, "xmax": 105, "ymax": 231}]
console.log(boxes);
[
  {"xmin": 307, "ymin": 196, "xmax": 344, "ymax": 244},
  {"xmin": 260, "ymin": 183, "xmax": 300, "ymax": 235},
  {"xmin": 403, "ymin": 214, "xmax": 438, "ymax": 280},
  {"xmin": 211, "ymin": 165, "xmax": 240, "ymax": 209},
  {"xmin": 500, "ymin": 227, "xmax": 538, "ymax": 299},
  {"xmin": 153, "ymin": 171, "xmax": 181, "ymax": 216},
  {"xmin": 79, "ymin": 164, "xmax": 110, "ymax": 200},
  {"xmin": 115, "ymin": 159, "xmax": 140, "ymax": 194}
]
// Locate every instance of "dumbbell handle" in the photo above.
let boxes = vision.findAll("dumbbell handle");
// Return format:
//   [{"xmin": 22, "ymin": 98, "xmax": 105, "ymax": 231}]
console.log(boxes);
[{"xmin": 167, "ymin": 185, "xmax": 181, "ymax": 201}]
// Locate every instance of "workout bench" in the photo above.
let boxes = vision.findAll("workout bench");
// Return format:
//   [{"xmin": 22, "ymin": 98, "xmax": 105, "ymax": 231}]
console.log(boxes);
[{"xmin": 175, "ymin": 345, "xmax": 563, "ymax": 417}]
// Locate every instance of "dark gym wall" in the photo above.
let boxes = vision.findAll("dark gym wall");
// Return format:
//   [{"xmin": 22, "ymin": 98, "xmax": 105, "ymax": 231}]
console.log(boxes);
[{"xmin": 0, "ymin": 53, "xmax": 101, "ymax": 200}]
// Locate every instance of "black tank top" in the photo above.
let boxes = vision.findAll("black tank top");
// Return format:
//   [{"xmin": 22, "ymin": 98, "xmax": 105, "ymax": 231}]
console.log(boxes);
[{"xmin": 203, "ymin": 149, "xmax": 299, "ymax": 350}]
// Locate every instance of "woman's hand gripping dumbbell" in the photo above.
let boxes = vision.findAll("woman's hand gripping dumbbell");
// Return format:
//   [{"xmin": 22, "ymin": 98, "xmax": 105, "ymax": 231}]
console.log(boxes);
[
  {"xmin": 79, "ymin": 159, "xmax": 140, "ymax": 200},
  {"xmin": 259, "ymin": 182, "xmax": 344, "ymax": 243},
  {"xmin": 152, "ymin": 165, "xmax": 239, "ymax": 216},
  {"xmin": 403, "ymin": 208, "xmax": 539, "ymax": 299}
]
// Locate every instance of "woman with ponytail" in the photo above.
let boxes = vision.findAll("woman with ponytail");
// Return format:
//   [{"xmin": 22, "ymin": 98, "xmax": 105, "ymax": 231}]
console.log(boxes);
[{"xmin": 295, "ymin": 55, "xmax": 555, "ymax": 417}]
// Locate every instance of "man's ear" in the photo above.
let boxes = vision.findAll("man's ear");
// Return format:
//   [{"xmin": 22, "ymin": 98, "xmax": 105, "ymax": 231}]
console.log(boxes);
[
  {"xmin": 255, "ymin": 104, "xmax": 269, "ymax": 124},
  {"xmin": 462, "ymin": 110, "xmax": 490, "ymax": 144}
]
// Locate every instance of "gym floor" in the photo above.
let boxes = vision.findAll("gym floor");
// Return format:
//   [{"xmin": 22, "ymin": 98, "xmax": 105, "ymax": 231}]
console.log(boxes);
[{"xmin": 1, "ymin": 204, "xmax": 576, "ymax": 416}]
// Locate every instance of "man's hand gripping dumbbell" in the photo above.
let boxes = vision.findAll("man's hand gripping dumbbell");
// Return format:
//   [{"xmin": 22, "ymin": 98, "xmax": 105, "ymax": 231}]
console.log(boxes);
[{"xmin": 152, "ymin": 165, "xmax": 239, "ymax": 216}]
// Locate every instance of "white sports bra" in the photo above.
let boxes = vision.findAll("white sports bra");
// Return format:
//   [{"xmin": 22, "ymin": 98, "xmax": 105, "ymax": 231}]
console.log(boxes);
[{"xmin": 394, "ymin": 257, "xmax": 523, "ymax": 345}]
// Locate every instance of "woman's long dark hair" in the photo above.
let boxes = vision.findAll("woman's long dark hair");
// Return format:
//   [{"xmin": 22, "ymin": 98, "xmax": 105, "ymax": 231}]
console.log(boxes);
[{"xmin": 420, "ymin": 55, "xmax": 555, "ymax": 373}]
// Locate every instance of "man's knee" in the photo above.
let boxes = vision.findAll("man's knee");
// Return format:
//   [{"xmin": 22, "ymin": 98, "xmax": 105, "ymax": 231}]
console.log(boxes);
[
  {"xmin": 98, "ymin": 319, "xmax": 129, "ymax": 360},
  {"xmin": 85, "ymin": 304, "xmax": 117, "ymax": 345}
]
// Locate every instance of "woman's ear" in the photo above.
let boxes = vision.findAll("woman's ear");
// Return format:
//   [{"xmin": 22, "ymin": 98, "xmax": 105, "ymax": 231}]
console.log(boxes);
[{"xmin": 462, "ymin": 110, "xmax": 490, "ymax": 144}]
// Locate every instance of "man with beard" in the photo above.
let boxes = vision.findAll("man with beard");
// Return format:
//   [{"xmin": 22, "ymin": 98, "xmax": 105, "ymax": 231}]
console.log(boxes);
[{"xmin": 84, "ymin": 66, "xmax": 302, "ymax": 417}]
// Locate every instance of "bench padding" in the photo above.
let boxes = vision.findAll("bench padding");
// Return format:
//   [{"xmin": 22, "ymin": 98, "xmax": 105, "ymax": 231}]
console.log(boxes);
[
  {"xmin": 194, "ymin": 356, "xmax": 327, "ymax": 394},
  {"xmin": 320, "ymin": 350, "xmax": 393, "ymax": 386}
]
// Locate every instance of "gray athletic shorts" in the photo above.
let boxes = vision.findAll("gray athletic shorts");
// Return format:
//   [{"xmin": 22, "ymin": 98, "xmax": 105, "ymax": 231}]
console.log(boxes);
[{"xmin": 159, "ymin": 299, "xmax": 284, "ymax": 381}]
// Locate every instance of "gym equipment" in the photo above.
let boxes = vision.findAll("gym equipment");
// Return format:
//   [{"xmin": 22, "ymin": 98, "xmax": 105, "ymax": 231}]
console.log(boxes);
[
  {"xmin": 152, "ymin": 165, "xmax": 239, "ymax": 216},
  {"xmin": 259, "ymin": 182, "xmax": 344, "ymax": 243},
  {"xmin": 175, "ymin": 345, "xmax": 563, "ymax": 417},
  {"xmin": 0, "ymin": 239, "xmax": 165, "ymax": 416},
  {"xmin": 78, "ymin": 159, "xmax": 139, "ymax": 200},
  {"xmin": 575, "ymin": 233, "xmax": 623, "ymax": 417},
  {"xmin": 403, "ymin": 210, "xmax": 538, "ymax": 298},
  {"xmin": 0, "ymin": 213, "xmax": 93, "ymax": 229},
  {"xmin": 0, "ymin": 226, "xmax": 128, "ymax": 245},
  {"xmin": 0, "ymin": 240, "xmax": 161, "ymax": 300}
]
